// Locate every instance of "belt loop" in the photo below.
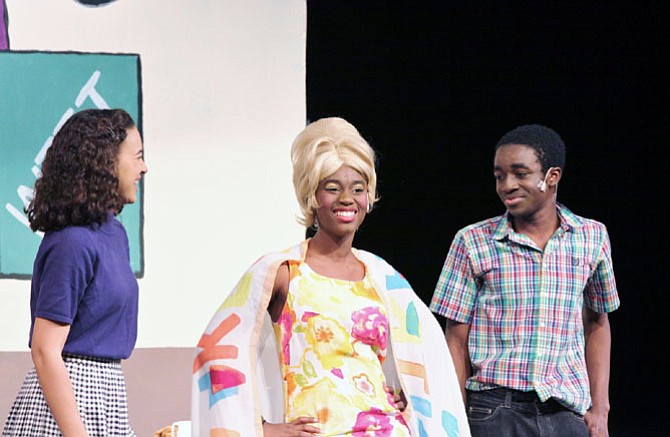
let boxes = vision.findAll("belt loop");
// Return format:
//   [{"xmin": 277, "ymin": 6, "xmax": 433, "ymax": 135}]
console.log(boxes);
[{"xmin": 504, "ymin": 390, "xmax": 512, "ymax": 408}]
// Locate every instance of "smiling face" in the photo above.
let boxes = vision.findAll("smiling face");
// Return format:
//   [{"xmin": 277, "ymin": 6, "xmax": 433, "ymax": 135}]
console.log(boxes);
[
  {"xmin": 116, "ymin": 127, "xmax": 148, "ymax": 204},
  {"xmin": 494, "ymin": 143, "xmax": 559, "ymax": 220},
  {"xmin": 314, "ymin": 165, "xmax": 369, "ymax": 241}
]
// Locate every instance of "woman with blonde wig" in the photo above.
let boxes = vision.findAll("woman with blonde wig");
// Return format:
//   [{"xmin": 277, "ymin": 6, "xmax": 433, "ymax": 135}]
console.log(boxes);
[{"xmin": 191, "ymin": 117, "xmax": 469, "ymax": 437}]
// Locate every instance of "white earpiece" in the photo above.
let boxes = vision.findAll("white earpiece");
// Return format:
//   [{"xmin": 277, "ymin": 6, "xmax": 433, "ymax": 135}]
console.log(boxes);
[{"xmin": 537, "ymin": 167, "xmax": 556, "ymax": 192}]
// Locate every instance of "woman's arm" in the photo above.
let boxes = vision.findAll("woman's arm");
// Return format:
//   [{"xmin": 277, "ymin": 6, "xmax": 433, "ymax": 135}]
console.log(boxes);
[
  {"xmin": 31, "ymin": 317, "xmax": 89, "ymax": 437},
  {"xmin": 268, "ymin": 262, "xmax": 290, "ymax": 322}
]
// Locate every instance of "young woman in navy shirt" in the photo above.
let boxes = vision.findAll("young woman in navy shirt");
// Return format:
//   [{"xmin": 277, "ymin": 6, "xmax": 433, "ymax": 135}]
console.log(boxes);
[{"xmin": 3, "ymin": 108, "xmax": 148, "ymax": 437}]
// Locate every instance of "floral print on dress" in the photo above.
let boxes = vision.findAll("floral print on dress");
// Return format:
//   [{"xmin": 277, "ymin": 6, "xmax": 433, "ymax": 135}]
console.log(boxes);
[
  {"xmin": 276, "ymin": 304, "xmax": 296, "ymax": 366},
  {"xmin": 292, "ymin": 378, "xmax": 351, "ymax": 429},
  {"xmin": 306, "ymin": 315, "xmax": 354, "ymax": 370},
  {"xmin": 353, "ymin": 373, "xmax": 376, "ymax": 397},
  {"xmin": 351, "ymin": 306, "xmax": 389, "ymax": 356},
  {"xmin": 353, "ymin": 408, "xmax": 393, "ymax": 436},
  {"xmin": 274, "ymin": 261, "xmax": 411, "ymax": 436}
]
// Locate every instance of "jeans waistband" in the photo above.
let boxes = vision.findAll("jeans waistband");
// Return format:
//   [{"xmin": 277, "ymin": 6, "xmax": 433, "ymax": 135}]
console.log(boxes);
[
  {"xmin": 486, "ymin": 388, "xmax": 540, "ymax": 402},
  {"xmin": 468, "ymin": 388, "xmax": 570, "ymax": 412}
]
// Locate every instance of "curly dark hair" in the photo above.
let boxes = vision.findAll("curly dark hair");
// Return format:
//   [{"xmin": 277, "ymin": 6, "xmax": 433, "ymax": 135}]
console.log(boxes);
[
  {"xmin": 495, "ymin": 124, "xmax": 566, "ymax": 173},
  {"xmin": 26, "ymin": 108, "xmax": 135, "ymax": 232}
]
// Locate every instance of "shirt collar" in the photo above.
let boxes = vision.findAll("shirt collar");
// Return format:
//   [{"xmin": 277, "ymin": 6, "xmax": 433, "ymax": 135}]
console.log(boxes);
[{"xmin": 492, "ymin": 203, "xmax": 584, "ymax": 241}]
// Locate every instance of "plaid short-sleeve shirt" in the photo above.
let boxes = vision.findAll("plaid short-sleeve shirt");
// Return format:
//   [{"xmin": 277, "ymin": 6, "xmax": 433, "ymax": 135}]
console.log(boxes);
[{"xmin": 430, "ymin": 204, "xmax": 619, "ymax": 415}]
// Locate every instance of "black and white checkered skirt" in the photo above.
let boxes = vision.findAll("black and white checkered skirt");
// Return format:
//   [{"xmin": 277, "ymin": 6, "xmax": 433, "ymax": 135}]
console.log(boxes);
[{"xmin": 2, "ymin": 354, "xmax": 136, "ymax": 437}]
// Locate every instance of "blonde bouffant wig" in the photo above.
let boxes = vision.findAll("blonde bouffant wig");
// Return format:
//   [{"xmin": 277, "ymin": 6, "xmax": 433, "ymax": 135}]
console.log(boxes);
[{"xmin": 291, "ymin": 117, "xmax": 378, "ymax": 227}]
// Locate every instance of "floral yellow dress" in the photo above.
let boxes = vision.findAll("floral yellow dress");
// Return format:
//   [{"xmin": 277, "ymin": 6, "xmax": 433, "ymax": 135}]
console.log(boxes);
[{"xmin": 273, "ymin": 260, "xmax": 411, "ymax": 437}]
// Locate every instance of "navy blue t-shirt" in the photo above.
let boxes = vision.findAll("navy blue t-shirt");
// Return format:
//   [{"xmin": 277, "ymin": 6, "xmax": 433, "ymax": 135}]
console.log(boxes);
[{"xmin": 29, "ymin": 214, "xmax": 138, "ymax": 359}]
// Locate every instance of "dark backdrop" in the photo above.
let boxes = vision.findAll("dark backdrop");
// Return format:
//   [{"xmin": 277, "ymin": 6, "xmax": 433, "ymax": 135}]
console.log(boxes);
[{"xmin": 306, "ymin": 2, "xmax": 667, "ymax": 435}]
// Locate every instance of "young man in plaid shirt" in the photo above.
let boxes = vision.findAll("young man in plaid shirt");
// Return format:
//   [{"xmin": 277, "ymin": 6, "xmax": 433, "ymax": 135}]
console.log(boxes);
[{"xmin": 430, "ymin": 124, "xmax": 619, "ymax": 437}]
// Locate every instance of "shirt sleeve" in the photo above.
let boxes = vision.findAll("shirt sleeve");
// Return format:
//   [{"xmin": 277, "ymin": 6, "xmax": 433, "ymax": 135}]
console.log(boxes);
[
  {"xmin": 430, "ymin": 230, "xmax": 478, "ymax": 323},
  {"xmin": 584, "ymin": 225, "xmax": 620, "ymax": 313},
  {"xmin": 33, "ymin": 231, "xmax": 96, "ymax": 325}
]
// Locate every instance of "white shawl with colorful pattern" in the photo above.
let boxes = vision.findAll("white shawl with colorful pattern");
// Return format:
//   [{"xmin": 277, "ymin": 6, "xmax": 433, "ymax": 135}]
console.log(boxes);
[{"xmin": 191, "ymin": 241, "xmax": 470, "ymax": 437}]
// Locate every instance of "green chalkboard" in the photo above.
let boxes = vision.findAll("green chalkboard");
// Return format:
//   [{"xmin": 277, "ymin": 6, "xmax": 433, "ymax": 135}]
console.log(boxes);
[{"xmin": 0, "ymin": 51, "xmax": 143, "ymax": 278}]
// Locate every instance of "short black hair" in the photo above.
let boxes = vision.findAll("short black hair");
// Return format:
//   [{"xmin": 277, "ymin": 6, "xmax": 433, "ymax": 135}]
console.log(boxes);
[{"xmin": 495, "ymin": 124, "xmax": 566, "ymax": 172}]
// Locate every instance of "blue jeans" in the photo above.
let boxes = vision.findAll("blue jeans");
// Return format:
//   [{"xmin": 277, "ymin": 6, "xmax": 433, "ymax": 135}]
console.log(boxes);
[{"xmin": 466, "ymin": 389, "xmax": 589, "ymax": 437}]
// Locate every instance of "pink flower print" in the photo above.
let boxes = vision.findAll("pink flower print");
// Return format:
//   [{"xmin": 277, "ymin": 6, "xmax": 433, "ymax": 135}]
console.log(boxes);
[
  {"xmin": 352, "ymin": 408, "xmax": 392, "ymax": 436},
  {"xmin": 353, "ymin": 373, "xmax": 376, "ymax": 397},
  {"xmin": 277, "ymin": 308, "xmax": 296, "ymax": 365},
  {"xmin": 351, "ymin": 306, "xmax": 389, "ymax": 351},
  {"xmin": 394, "ymin": 410, "xmax": 408, "ymax": 429},
  {"xmin": 301, "ymin": 311, "xmax": 319, "ymax": 322}
]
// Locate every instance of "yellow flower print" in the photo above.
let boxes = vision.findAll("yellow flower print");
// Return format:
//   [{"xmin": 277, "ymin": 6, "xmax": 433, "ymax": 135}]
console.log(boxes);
[
  {"xmin": 295, "ymin": 274, "xmax": 348, "ymax": 313},
  {"xmin": 350, "ymin": 280, "xmax": 382, "ymax": 302},
  {"xmin": 291, "ymin": 378, "xmax": 354, "ymax": 433},
  {"xmin": 306, "ymin": 315, "xmax": 353, "ymax": 370}
]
